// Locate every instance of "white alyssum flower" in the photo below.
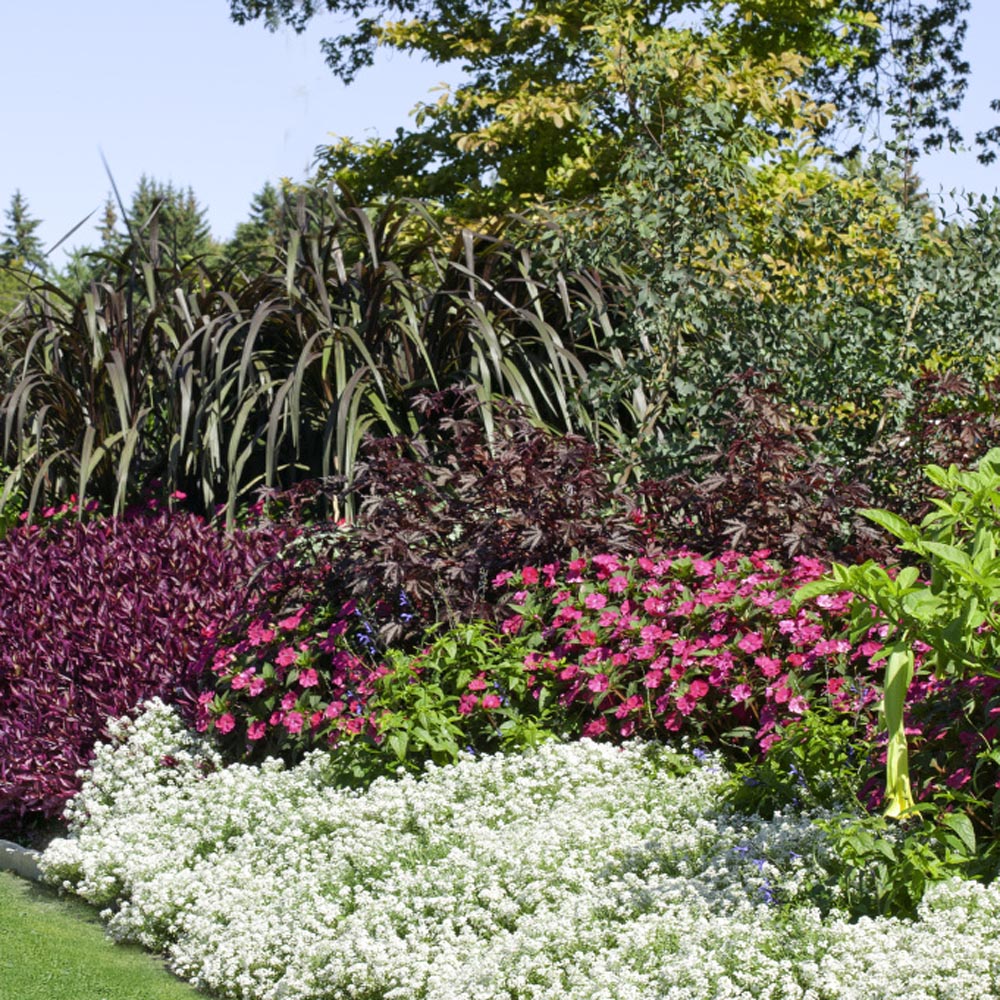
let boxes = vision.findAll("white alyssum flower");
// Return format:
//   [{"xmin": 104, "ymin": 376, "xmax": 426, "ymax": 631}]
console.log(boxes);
[{"xmin": 40, "ymin": 699, "xmax": 1000, "ymax": 1000}]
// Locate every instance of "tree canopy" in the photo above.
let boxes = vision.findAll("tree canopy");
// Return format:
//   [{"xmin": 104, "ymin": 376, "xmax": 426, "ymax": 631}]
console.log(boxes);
[{"xmin": 229, "ymin": 0, "xmax": 992, "ymax": 216}]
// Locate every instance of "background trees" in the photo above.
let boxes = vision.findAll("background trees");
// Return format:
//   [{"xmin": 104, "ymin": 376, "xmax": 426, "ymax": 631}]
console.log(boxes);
[
  {"xmin": 1, "ymin": 190, "xmax": 46, "ymax": 274},
  {"xmin": 228, "ymin": 1, "xmax": 992, "ymax": 217}
]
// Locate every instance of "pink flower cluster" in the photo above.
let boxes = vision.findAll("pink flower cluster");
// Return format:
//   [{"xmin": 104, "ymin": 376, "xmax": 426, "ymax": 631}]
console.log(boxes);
[
  {"xmin": 196, "ymin": 598, "xmax": 384, "ymax": 753},
  {"xmin": 499, "ymin": 548, "xmax": 882, "ymax": 754}
]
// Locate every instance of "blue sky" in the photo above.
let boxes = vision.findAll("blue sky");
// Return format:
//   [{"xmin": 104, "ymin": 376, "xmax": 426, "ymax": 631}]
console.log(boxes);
[{"xmin": 2, "ymin": 1, "xmax": 999, "ymax": 266}]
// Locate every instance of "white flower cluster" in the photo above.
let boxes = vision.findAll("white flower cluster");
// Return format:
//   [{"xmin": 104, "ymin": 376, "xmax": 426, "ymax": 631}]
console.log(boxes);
[{"xmin": 41, "ymin": 699, "xmax": 1000, "ymax": 1000}]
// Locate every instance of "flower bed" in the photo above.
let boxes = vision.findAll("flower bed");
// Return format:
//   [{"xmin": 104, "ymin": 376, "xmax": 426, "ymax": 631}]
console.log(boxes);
[{"xmin": 40, "ymin": 700, "xmax": 1000, "ymax": 1000}]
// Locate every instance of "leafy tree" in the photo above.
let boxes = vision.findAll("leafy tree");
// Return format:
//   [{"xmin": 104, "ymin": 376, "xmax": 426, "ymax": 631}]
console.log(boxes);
[
  {"xmin": 229, "ymin": 1, "xmax": 992, "ymax": 215},
  {"xmin": 0, "ymin": 191, "xmax": 46, "ymax": 274}
]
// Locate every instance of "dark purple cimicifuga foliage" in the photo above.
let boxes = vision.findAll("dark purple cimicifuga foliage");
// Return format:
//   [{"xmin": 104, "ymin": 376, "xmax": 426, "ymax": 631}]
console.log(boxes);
[
  {"xmin": 0, "ymin": 511, "xmax": 292, "ymax": 835},
  {"xmin": 303, "ymin": 387, "xmax": 644, "ymax": 649}
]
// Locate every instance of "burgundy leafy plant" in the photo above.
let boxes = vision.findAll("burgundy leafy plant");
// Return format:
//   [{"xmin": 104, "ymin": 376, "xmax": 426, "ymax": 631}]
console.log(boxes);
[
  {"xmin": 243, "ymin": 387, "xmax": 644, "ymax": 652},
  {"xmin": 0, "ymin": 510, "xmax": 291, "ymax": 836},
  {"xmin": 637, "ymin": 371, "xmax": 884, "ymax": 563}
]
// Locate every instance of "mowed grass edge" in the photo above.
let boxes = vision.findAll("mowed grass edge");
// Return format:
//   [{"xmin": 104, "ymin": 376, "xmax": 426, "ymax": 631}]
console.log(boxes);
[{"xmin": 0, "ymin": 870, "xmax": 208, "ymax": 1000}]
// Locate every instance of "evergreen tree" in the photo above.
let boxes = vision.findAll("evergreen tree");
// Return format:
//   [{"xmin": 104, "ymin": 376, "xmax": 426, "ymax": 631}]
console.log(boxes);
[
  {"xmin": 229, "ymin": 181, "xmax": 288, "ymax": 260},
  {"xmin": 1, "ymin": 191, "xmax": 46, "ymax": 273},
  {"xmin": 110, "ymin": 176, "xmax": 215, "ymax": 263}
]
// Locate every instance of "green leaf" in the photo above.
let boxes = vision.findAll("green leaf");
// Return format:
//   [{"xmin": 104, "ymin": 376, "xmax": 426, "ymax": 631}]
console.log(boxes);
[
  {"xmin": 940, "ymin": 812, "xmax": 976, "ymax": 855},
  {"xmin": 920, "ymin": 541, "xmax": 973, "ymax": 572},
  {"xmin": 860, "ymin": 508, "xmax": 917, "ymax": 542}
]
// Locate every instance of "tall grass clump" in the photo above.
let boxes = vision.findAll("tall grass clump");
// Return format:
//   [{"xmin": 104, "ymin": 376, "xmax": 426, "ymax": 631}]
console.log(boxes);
[{"xmin": 0, "ymin": 189, "xmax": 620, "ymax": 525}]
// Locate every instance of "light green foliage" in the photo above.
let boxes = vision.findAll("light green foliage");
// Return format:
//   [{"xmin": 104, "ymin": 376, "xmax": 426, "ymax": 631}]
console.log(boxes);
[
  {"xmin": 723, "ymin": 708, "xmax": 874, "ymax": 820},
  {"xmin": 367, "ymin": 621, "xmax": 563, "ymax": 776},
  {"xmin": 796, "ymin": 448, "xmax": 1000, "ymax": 817},
  {"xmin": 230, "ymin": 1, "xmax": 986, "ymax": 216},
  {"xmin": 818, "ymin": 808, "xmax": 980, "ymax": 921}
]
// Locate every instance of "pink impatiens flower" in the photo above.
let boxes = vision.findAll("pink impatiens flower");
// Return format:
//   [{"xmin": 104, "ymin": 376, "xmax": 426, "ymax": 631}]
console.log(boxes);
[
  {"xmin": 730, "ymin": 683, "xmax": 753, "ymax": 703},
  {"xmin": 588, "ymin": 673, "xmax": 610, "ymax": 693},
  {"xmin": 755, "ymin": 655, "xmax": 783, "ymax": 678},
  {"xmin": 247, "ymin": 619, "xmax": 275, "ymax": 647},
  {"xmin": 738, "ymin": 632, "xmax": 764, "ymax": 654},
  {"xmin": 247, "ymin": 720, "xmax": 267, "ymax": 741},
  {"xmin": 284, "ymin": 711, "xmax": 305, "ymax": 734},
  {"xmin": 688, "ymin": 679, "xmax": 710, "ymax": 701},
  {"xmin": 481, "ymin": 694, "xmax": 502, "ymax": 710},
  {"xmin": 278, "ymin": 607, "xmax": 306, "ymax": 631},
  {"xmin": 585, "ymin": 592, "xmax": 608, "ymax": 610},
  {"xmin": 299, "ymin": 668, "xmax": 320, "ymax": 688},
  {"xmin": 276, "ymin": 646, "xmax": 300, "ymax": 667},
  {"xmin": 215, "ymin": 712, "xmax": 236, "ymax": 734},
  {"xmin": 458, "ymin": 693, "xmax": 479, "ymax": 715}
]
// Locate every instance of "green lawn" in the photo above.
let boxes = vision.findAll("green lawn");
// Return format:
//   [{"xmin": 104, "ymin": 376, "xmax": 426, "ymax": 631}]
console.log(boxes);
[{"xmin": 0, "ymin": 870, "xmax": 207, "ymax": 1000}]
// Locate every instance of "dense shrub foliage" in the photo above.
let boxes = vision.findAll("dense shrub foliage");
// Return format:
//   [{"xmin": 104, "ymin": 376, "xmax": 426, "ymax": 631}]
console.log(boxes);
[{"xmin": 0, "ymin": 510, "xmax": 290, "ymax": 834}]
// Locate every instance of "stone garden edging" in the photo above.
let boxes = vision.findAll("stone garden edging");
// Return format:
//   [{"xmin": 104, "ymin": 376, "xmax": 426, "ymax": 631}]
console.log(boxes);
[{"xmin": 0, "ymin": 839, "xmax": 41, "ymax": 881}]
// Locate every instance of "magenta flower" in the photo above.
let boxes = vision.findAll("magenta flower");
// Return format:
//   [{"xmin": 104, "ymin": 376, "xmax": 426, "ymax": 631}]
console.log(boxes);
[
  {"xmin": 276, "ymin": 645, "xmax": 299, "ymax": 667},
  {"xmin": 299, "ymin": 668, "xmax": 320, "ymax": 688},
  {"xmin": 501, "ymin": 614, "xmax": 524, "ymax": 634},
  {"xmin": 482, "ymin": 694, "xmax": 502, "ymax": 710},
  {"xmin": 284, "ymin": 711, "xmax": 305, "ymax": 734},
  {"xmin": 585, "ymin": 592, "xmax": 607, "ymax": 610},
  {"xmin": 615, "ymin": 694, "xmax": 643, "ymax": 718},
  {"xmin": 738, "ymin": 632, "xmax": 764, "ymax": 654},
  {"xmin": 731, "ymin": 683, "xmax": 753, "ymax": 702},
  {"xmin": 278, "ymin": 608, "xmax": 306, "ymax": 631},
  {"xmin": 467, "ymin": 674, "xmax": 488, "ymax": 691},
  {"xmin": 458, "ymin": 693, "xmax": 479, "ymax": 715},
  {"xmin": 582, "ymin": 718, "xmax": 608, "ymax": 738},
  {"xmin": 689, "ymin": 679, "xmax": 710, "ymax": 701},
  {"xmin": 588, "ymin": 673, "xmax": 610, "ymax": 693},
  {"xmin": 247, "ymin": 619, "xmax": 275, "ymax": 647},
  {"xmin": 755, "ymin": 655, "xmax": 783, "ymax": 678},
  {"xmin": 248, "ymin": 676, "xmax": 266, "ymax": 697},
  {"xmin": 247, "ymin": 720, "xmax": 267, "ymax": 741},
  {"xmin": 812, "ymin": 638, "xmax": 851, "ymax": 656},
  {"xmin": 521, "ymin": 566, "xmax": 540, "ymax": 585},
  {"xmin": 676, "ymin": 693, "xmax": 697, "ymax": 715},
  {"xmin": 216, "ymin": 712, "xmax": 236, "ymax": 734}
]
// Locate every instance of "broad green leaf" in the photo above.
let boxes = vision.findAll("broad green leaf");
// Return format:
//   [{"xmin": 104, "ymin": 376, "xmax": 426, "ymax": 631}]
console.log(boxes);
[{"xmin": 860, "ymin": 507, "xmax": 917, "ymax": 542}]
